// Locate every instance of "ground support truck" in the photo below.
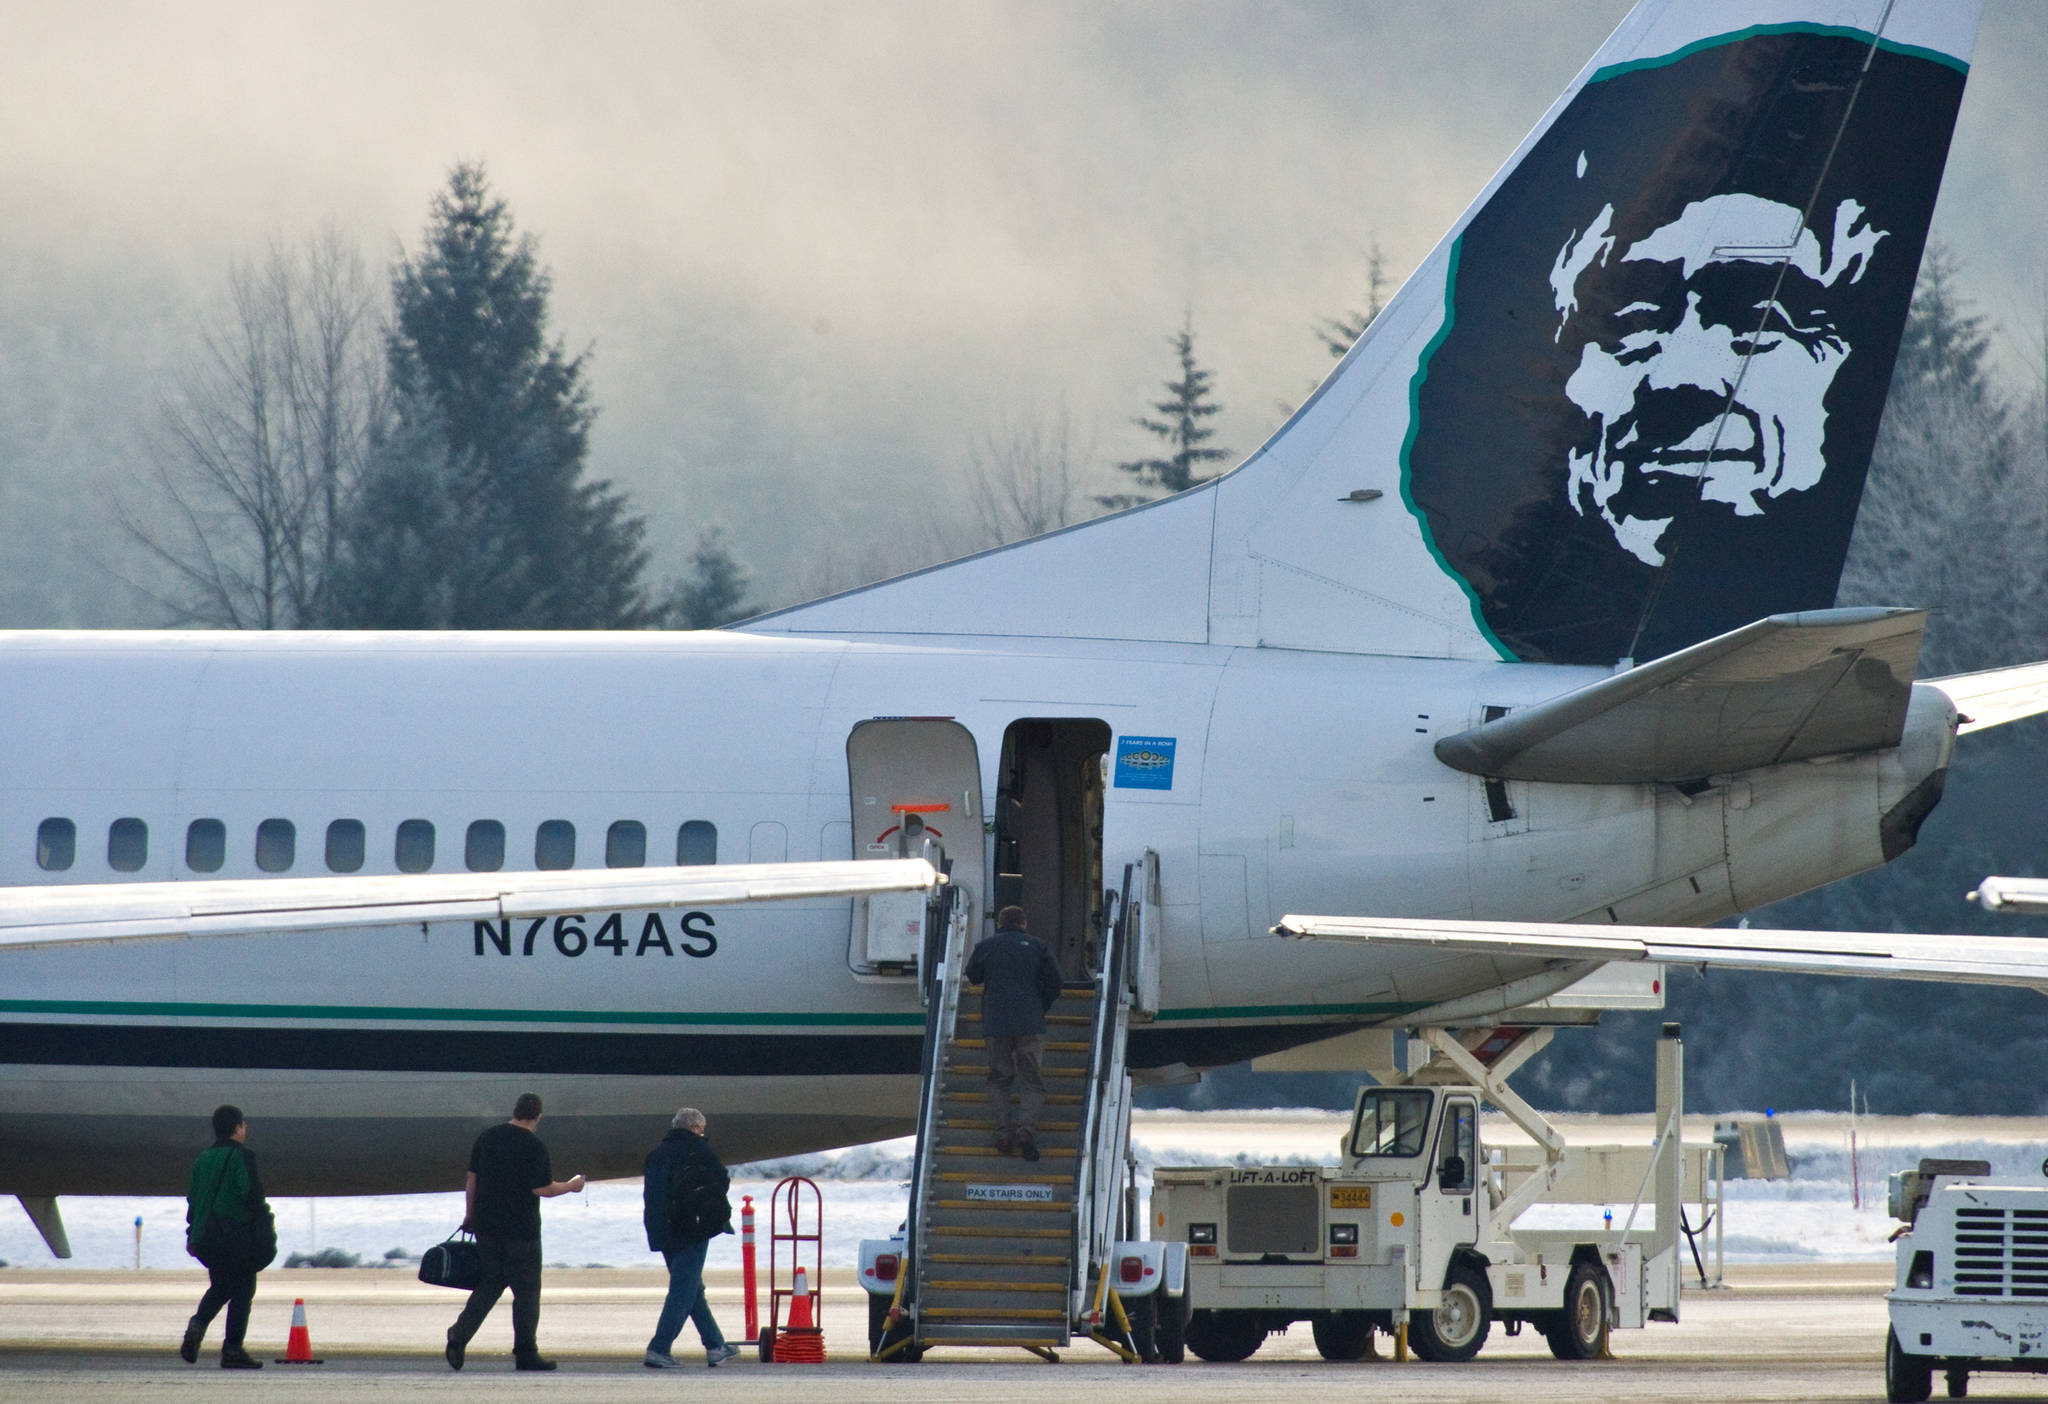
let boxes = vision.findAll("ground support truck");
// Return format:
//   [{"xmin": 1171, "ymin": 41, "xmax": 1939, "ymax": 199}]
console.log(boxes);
[
  {"xmin": 1885, "ymin": 1159, "xmax": 2048, "ymax": 1401},
  {"xmin": 1151, "ymin": 1023, "xmax": 1713, "ymax": 1363}
]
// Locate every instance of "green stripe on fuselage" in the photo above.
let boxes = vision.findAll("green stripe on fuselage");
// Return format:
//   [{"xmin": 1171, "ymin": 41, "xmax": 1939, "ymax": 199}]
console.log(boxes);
[{"xmin": 0, "ymin": 997, "xmax": 1423, "ymax": 1026}]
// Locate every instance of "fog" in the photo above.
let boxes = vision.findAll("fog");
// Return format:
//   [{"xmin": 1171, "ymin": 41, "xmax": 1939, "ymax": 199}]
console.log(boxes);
[{"xmin": 2, "ymin": 1, "xmax": 2043, "ymax": 622}]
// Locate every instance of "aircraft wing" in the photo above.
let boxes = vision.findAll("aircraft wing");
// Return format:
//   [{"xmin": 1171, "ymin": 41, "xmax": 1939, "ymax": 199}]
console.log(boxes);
[
  {"xmin": 0, "ymin": 859, "xmax": 942, "ymax": 952},
  {"xmin": 1275, "ymin": 914, "xmax": 2048, "ymax": 992},
  {"xmin": 1928, "ymin": 661, "xmax": 2048, "ymax": 735}
]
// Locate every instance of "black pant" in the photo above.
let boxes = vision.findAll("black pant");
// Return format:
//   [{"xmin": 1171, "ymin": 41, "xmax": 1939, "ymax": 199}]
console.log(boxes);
[
  {"xmin": 449, "ymin": 1234, "xmax": 542, "ymax": 1358},
  {"xmin": 191, "ymin": 1265, "xmax": 257, "ymax": 1350}
]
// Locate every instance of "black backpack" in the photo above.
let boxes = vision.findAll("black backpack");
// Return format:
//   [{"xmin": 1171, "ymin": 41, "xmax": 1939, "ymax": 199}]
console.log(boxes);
[{"xmin": 666, "ymin": 1145, "xmax": 731, "ymax": 1241}]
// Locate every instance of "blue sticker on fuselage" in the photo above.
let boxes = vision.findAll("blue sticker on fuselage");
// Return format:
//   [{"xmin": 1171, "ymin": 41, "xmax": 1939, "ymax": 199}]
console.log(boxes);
[{"xmin": 1114, "ymin": 736, "xmax": 1177, "ymax": 790}]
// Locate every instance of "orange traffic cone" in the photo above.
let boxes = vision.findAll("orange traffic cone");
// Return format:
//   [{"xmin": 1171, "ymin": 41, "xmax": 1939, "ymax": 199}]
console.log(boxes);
[
  {"xmin": 773, "ymin": 1267, "xmax": 826, "ymax": 1363},
  {"xmin": 276, "ymin": 1297, "xmax": 325, "ymax": 1365},
  {"xmin": 788, "ymin": 1267, "xmax": 815, "ymax": 1329}
]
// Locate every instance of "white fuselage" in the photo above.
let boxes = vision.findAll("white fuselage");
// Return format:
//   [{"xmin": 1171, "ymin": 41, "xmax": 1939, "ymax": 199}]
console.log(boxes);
[{"xmin": 0, "ymin": 629, "xmax": 1945, "ymax": 1193}]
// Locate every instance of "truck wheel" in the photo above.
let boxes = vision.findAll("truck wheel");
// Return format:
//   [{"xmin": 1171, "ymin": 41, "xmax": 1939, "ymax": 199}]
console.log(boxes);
[
  {"xmin": 1543, "ymin": 1260, "xmax": 1610, "ymax": 1360},
  {"xmin": 1124, "ymin": 1293, "xmax": 1158, "ymax": 1362},
  {"xmin": 1155, "ymin": 1293, "xmax": 1189, "ymax": 1365},
  {"xmin": 1410, "ymin": 1263, "xmax": 1491, "ymax": 1363},
  {"xmin": 1885, "ymin": 1329, "xmax": 1933, "ymax": 1403},
  {"xmin": 1184, "ymin": 1309, "xmax": 1264, "ymax": 1362},
  {"xmin": 1311, "ymin": 1311, "xmax": 1374, "ymax": 1362},
  {"xmin": 1945, "ymin": 1367, "xmax": 1968, "ymax": 1398}
]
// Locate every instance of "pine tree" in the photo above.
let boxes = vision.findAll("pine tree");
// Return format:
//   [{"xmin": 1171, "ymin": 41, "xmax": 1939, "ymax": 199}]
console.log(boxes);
[
  {"xmin": 1315, "ymin": 239, "xmax": 1390, "ymax": 360},
  {"xmin": 660, "ymin": 527, "xmax": 754, "ymax": 629},
  {"xmin": 323, "ymin": 163, "xmax": 650, "ymax": 628},
  {"xmin": 1098, "ymin": 317, "xmax": 1230, "ymax": 510}
]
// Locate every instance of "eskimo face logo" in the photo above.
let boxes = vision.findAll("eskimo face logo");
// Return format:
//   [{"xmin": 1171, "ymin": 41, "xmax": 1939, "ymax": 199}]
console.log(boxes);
[{"xmin": 1552, "ymin": 191, "xmax": 1888, "ymax": 565}]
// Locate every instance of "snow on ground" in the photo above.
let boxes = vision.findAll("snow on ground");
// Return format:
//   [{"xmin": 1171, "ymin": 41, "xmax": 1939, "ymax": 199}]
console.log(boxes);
[{"xmin": 4, "ymin": 1111, "xmax": 2043, "ymax": 1271}]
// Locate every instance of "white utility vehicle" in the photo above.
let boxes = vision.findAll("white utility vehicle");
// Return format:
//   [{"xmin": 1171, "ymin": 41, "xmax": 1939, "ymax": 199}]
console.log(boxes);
[
  {"xmin": 1150, "ymin": 1024, "xmax": 1707, "ymax": 1363},
  {"xmin": 1885, "ymin": 1159, "xmax": 2048, "ymax": 1401}
]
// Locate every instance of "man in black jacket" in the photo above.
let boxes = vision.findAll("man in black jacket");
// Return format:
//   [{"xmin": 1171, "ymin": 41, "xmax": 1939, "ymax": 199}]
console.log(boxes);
[
  {"xmin": 964, "ymin": 906, "xmax": 1063, "ymax": 1161},
  {"xmin": 446, "ymin": 1092, "xmax": 585, "ymax": 1372},
  {"xmin": 181, "ymin": 1104, "xmax": 273, "ymax": 1369},
  {"xmin": 641, "ymin": 1107, "xmax": 738, "ymax": 1368}
]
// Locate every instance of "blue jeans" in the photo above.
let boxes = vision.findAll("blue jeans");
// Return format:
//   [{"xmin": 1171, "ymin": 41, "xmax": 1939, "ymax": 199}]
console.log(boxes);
[{"xmin": 649, "ymin": 1238, "xmax": 725, "ymax": 1355}]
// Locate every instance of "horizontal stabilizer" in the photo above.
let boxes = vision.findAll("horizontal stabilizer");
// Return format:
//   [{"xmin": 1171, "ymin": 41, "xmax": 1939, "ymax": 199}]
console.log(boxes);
[
  {"xmin": 0, "ymin": 859, "xmax": 943, "ymax": 952},
  {"xmin": 1276, "ymin": 912, "xmax": 2048, "ymax": 994},
  {"xmin": 1929, "ymin": 661, "xmax": 2048, "ymax": 735},
  {"xmin": 1433, "ymin": 608, "xmax": 1924, "ymax": 783}
]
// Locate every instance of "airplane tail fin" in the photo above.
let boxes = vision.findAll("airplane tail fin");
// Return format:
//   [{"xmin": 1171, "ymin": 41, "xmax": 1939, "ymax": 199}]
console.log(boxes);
[
  {"xmin": 1388, "ymin": 2, "xmax": 1980, "ymax": 664},
  {"xmin": 754, "ymin": 1, "xmax": 1982, "ymax": 665}
]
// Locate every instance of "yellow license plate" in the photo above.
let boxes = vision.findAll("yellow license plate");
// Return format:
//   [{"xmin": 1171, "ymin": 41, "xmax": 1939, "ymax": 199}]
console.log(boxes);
[{"xmin": 1329, "ymin": 1185, "xmax": 1372, "ymax": 1209}]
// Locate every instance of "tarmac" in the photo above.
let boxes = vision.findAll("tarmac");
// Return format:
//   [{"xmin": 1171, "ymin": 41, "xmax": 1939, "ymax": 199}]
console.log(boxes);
[{"xmin": 2, "ymin": 1261, "xmax": 2043, "ymax": 1402}]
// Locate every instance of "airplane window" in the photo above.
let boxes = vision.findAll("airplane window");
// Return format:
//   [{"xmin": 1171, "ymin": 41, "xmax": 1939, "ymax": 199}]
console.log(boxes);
[
  {"xmin": 536, "ymin": 820, "xmax": 575, "ymax": 870},
  {"xmin": 677, "ymin": 820, "xmax": 717, "ymax": 866},
  {"xmin": 255, "ymin": 818, "xmax": 296, "ymax": 873},
  {"xmin": 465, "ymin": 820, "xmax": 505, "ymax": 873},
  {"xmin": 37, "ymin": 818, "xmax": 75, "ymax": 875},
  {"xmin": 109, "ymin": 817, "xmax": 148, "ymax": 873},
  {"xmin": 607, "ymin": 820, "xmax": 646, "ymax": 868},
  {"xmin": 396, "ymin": 819, "xmax": 435, "ymax": 873},
  {"xmin": 326, "ymin": 819, "xmax": 365, "ymax": 873},
  {"xmin": 186, "ymin": 819, "xmax": 226, "ymax": 873},
  {"xmin": 37, "ymin": 818, "xmax": 75, "ymax": 872}
]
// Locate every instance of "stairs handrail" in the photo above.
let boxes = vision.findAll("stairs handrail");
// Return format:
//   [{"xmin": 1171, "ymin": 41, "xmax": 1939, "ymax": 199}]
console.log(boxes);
[
  {"xmin": 1070, "ymin": 862, "xmax": 1137, "ymax": 1322},
  {"xmin": 901, "ymin": 873, "xmax": 971, "ymax": 1329}
]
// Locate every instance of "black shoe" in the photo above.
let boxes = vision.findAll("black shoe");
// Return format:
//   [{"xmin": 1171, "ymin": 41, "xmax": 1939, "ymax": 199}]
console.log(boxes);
[
  {"xmin": 179, "ymin": 1320, "xmax": 203, "ymax": 1365},
  {"xmin": 220, "ymin": 1348, "xmax": 263, "ymax": 1370},
  {"xmin": 445, "ymin": 1333, "xmax": 465, "ymax": 1371},
  {"xmin": 514, "ymin": 1355, "xmax": 558, "ymax": 1371},
  {"xmin": 1018, "ymin": 1136, "xmax": 1041, "ymax": 1163}
]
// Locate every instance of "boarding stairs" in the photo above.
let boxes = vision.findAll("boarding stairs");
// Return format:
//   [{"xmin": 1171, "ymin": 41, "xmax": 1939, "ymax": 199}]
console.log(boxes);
[{"xmin": 877, "ymin": 863, "xmax": 1147, "ymax": 1361}]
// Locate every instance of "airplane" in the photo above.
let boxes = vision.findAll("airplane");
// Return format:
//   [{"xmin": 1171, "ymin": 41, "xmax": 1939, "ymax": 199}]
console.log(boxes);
[{"xmin": 8, "ymin": 0, "xmax": 2048, "ymax": 1257}]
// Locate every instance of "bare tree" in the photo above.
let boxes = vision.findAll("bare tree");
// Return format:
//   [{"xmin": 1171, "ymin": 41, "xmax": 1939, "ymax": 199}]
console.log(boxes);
[
  {"xmin": 116, "ymin": 227, "xmax": 384, "ymax": 627},
  {"xmin": 964, "ymin": 406, "xmax": 1097, "ymax": 549}
]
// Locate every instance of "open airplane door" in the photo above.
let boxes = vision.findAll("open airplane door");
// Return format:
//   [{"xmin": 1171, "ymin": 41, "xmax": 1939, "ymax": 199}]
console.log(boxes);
[{"xmin": 847, "ymin": 718, "xmax": 986, "ymax": 975}]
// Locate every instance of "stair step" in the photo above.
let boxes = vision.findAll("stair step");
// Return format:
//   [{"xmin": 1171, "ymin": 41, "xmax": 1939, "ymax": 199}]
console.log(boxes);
[
  {"xmin": 931, "ymin": 1198, "xmax": 1075, "ymax": 1213},
  {"xmin": 952, "ymin": 1038, "xmax": 1091, "ymax": 1053},
  {"xmin": 921, "ymin": 1261, "xmax": 1070, "ymax": 1286},
  {"xmin": 941, "ymin": 1118, "xmax": 1080, "ymax": 1133},
  {"xmin": 934, "ymin": 1171, "xmax": 1072, "ymax": 1185},
  {"xmin": 917, "ymin": 1325, "xmax": 1067, "ymax": 1345},
  {"xmin": 960, "ymin": 1013, "xmax": 1092, "ymax": 1026},
  {"xmin": 922, "ymin": 1306, "xmax": 1066, "ymax": 1321},
  {"xmin": 935, "ymin": 1145, "xmax": 1076, "ymax": 1161},
  {"xmin": 921, "ymin": 1285, "xmax": 1064, "ymax": 1301},
  {"xmin": 929, "ymin": 1225, "xmax": 1070, "ymax": 1241},
  {"xmin": 947, "ymin": 1091, "xmax": 1083, "ymax": 1106},
  {"xmin": 949, "ymin": 1064, "xmax": 1088, "ymax": 1079},
  {"xmin": 927, "ymin": 1253, "xmax": 1068, "ymax": 1267}
]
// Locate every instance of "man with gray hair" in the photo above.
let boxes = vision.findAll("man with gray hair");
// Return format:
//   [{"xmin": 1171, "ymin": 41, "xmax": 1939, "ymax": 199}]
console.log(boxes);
[{"xmin": 641, "ymin": 1107, "xmax": 739, "ymax": 1368}]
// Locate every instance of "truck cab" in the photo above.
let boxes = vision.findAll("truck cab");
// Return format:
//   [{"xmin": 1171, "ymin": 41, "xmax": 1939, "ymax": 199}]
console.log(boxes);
[{"xmin": 1884, "ymin": 1158, "xmax": 2048, "ymax": 1402}]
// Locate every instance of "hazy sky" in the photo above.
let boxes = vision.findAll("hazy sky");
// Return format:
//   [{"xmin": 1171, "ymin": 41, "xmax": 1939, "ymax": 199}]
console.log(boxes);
[{"xmin": 4, "ymin": 1, "xmax": 2044, "ymax": 616}]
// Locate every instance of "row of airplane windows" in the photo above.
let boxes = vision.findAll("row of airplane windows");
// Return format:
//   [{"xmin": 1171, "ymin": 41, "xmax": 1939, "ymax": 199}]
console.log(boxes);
[{"xmin": 33, "ymin": 817, "xmax": 720, "ymax": 876}]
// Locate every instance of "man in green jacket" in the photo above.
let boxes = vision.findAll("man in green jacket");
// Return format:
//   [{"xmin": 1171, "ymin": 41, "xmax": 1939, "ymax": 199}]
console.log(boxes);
[{"xmin": 182, "ymin": 1104, "xmax": 271, "ymax": 1369}]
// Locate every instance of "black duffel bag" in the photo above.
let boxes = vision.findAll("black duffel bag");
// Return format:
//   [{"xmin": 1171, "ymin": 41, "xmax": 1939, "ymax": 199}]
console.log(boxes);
[
  {"xmin": 418, "ymin": 1229, "xmax": 481, "ymax": 1290},
  {"xmin": 186, "ymin": 1147, "xmax": 278, "ymax": 1274}
]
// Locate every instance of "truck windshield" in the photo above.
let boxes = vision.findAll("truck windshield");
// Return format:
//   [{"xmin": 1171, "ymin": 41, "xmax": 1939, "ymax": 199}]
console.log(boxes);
[{"xmin": 1350, "ymin": 1088, "xmax": 1433, "ymax": 1157}]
